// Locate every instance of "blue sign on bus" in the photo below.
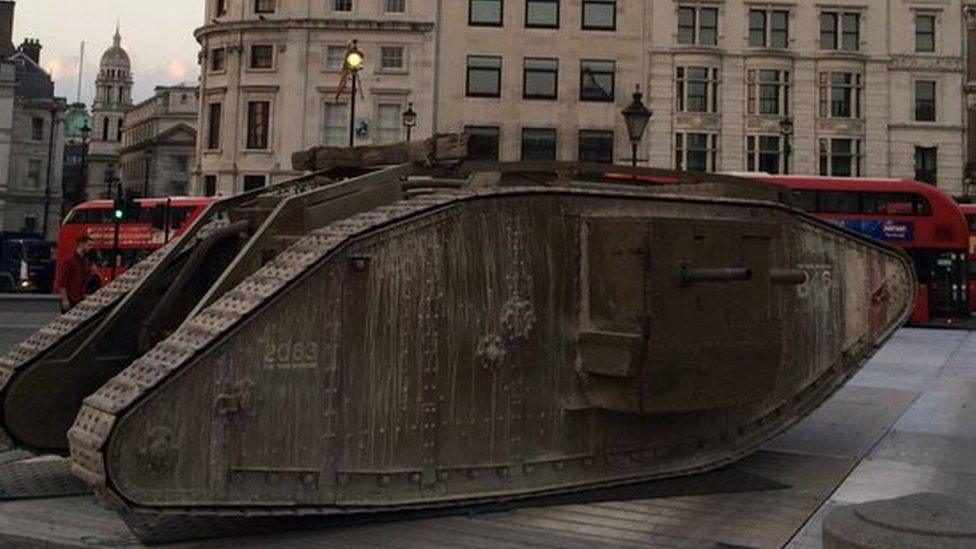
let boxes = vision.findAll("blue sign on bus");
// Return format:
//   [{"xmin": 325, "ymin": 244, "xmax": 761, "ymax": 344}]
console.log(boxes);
[{"xmin": 833, "ymin": 220, "xmax": 915, "ymax": 243}]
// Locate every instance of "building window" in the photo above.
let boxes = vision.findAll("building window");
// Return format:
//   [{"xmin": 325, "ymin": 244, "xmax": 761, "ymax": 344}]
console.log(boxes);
[
  {"xmin": 580, "ymin": 59, "xmax": 615, "ymax": 102},
  {"xmin": 916, "ymin": 14, "xmax": 936, "ymax": 53},
  {"xmin": 466, "ymin": 55, "xmax": 502, "ymax": 97},
  {"xmin": 746, "ymin": 135, "xmax": 783, "ymax": 174},
  {"xmin": 579, "ymin": 130, "xmax": 614, "ymax": 163},
  {"xmin": 526, "ymin": 0, "xmax": 559, "ymax": 28},
  {"xmin": 26, "ymin": 159, "xmax": 42, "ymax": 188},
  {"xmin": 677, "ymin": 6, "xmax": 718, "ymax": 46},
  {"xmin": 332, "ymin": 0, "xmax": 352, "ymax": 11},
  {"xmin": 819, "ymin": 72, "xmax": 862, "ymax": 119},
  {"xmin": 385, "ymin": 0, "xmax": 405, "ymax": 13},
  {"xmin": 376, "ymin": 103, "xmax": 402, "ymax": 144},
  {"xmin": 675, "ymin": 133, "xmax": 718, "ymax": 172},
  {"xmin": 30, "ymin": 118, "xmax": 44, "ymax": 141},
  {"xmin": 250, "ymin": 45, "xmax": 274, "ymax": 69},
  {"xmin": 207, "ymin": 103, "xmax": 222, "ymax": 150},
  {"xmin": 204, "ymin": 175, "xmax": 217, "ymax": 197},
  {"xmin": 243, "ymin": 175, "xmax": 267, "ymax": 191},
  {"xmin": 521, "ymin": 128, "xmax": 557, "ymax": 160},
  {"xmin": 117, "ymin": 118, "xmax": 123, "ymax": 142},
  {"xmin": 323, "ymin": 103, "xmax": 346, "ymax": 146},
  {"xmin": 747, "ymin": 69, "xmax": 790, "ymax": 115},
  {"xmin": 819, "ymin": 138, "xmax": 862, "ymax": 177},
  {"xmin": 246, "ymin": 101, "xmax": 271, "ymax": 150},
  {"xmin": 102, "ymin": 116, "xmax": 110, "ymax": 141},
  {"xmin": 749, "ymin": 9, "xmax": 789, "ymax": 48},
  {"xmin": 915, "ymin": 80, "xmax": 936, "ymax": 122},
  {"xmin": 254, "ymin": 0, "xmax": 275, "ymax": 13},
  {"xmin": 210, "ymin": 48, "xmax": 226, "ymax": 72},
  {"xmin": 524, "ymin": 57, "xmax": 558, "ymax": 99},
  {"xmin": 469, "ymin": 0, "xmax": 503, "ymax": 26},
  {"xmin": 582, "ymin": 0, "xmax": 615, "ymax": 31},
  {"xmin": 216, "ymin": 0, "xmax": 227, "ymax": 16},
  {"xmin": 379, "ymin": 46, "xmax": 405, "ymax": 70},
  {"xmin": 325, "ymin": 45, "xmax": 346, "ymax": 71},
  {"xmin": 465, "ymin": 126, "xmax": 500, "ymax": 160},
  {"xmin": 820, "ymin": 11, "xmax": 860, "ymax": 51},
  {"xmin": 915, "ymin": 147, "xmax": 937, "ymax": 185},
  {"xmin": 23, "ymin": 213, "xmax": 37, "ymax": 234},
  {"xmin": 676, "ymin": 67, "xmax": 719, "ymax": 113}
]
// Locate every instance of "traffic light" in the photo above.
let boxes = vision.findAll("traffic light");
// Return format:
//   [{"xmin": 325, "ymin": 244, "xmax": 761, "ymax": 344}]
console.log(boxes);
[{"xmin": 111, "ymin": 190, "xmax": 142, "ymax": 222}]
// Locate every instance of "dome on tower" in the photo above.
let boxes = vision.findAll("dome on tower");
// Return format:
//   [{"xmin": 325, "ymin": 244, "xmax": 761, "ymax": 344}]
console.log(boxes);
[{"xmin": 100, "ymin": 25, "xmax": 130, "ymax": 70}]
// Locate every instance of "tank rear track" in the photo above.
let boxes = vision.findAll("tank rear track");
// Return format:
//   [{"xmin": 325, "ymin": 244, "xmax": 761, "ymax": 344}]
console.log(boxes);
[{"xmin": 0, "ymin": 160, "xmax": 914, "ymax": 544}]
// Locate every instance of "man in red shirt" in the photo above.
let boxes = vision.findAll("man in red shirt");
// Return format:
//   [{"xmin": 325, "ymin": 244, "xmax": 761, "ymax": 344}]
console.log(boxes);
[{"xmin": 57, "ymin": 235, "xmax": 93, "ymax": 312}]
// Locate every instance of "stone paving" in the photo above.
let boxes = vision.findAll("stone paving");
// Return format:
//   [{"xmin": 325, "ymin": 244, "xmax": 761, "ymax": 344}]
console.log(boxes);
[{"xmin": 0, "ymin": 326, "xmax": 973, "ymax": 547}]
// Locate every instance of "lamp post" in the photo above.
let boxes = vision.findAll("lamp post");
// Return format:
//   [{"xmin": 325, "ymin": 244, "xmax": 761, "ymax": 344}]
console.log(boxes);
[
  {"xmin": 143, "ymin": 149, "xmax": 153, "ymax": 198},
  {"xmin": 780, "ymin": 117, "xmax": 794, "ymax": 175},
  {"xmin": 80, "ymin": 123, "xmax": 91, "ymax": 203},
  {"xmin": 344, "ymin": 40, "xmax": 365, "ymax": 148},
  {"xmin": 402, "ymin": 102, "xmax": 417, "ymax": 142},
  {"xmin": 622, "ymin": 85, "xmax": 652, "ymax": 168}
]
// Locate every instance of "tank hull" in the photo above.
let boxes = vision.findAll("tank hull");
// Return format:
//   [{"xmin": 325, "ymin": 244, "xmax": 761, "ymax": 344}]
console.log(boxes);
[{"xmin": 68, "ymin": 187, "xmax": 913, "ymax": 527}]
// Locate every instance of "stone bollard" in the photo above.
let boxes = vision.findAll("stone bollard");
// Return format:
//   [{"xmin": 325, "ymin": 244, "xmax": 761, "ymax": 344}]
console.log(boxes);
[{"xmin": 823, "ymin": 492, "xmax": 976, "ymax": 548}]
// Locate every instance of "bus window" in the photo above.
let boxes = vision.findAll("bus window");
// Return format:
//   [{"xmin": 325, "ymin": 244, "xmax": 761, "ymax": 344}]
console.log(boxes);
[
  {"xmin": 790, "ymin": 190, "xmax": 818, "ymax": 212},
  {"xmin": 90, "ymin": 248, "xmax": 154, "ymax": 270},
  {"xmin": 819, "ymin": 191, "xmax": 860, "ymax": 214}
]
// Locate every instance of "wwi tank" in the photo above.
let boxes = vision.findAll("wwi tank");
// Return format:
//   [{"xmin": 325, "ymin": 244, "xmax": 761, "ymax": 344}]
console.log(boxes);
[{"xmin": 0, "ymin": 144, "xmax": 914, "ymax": 543}]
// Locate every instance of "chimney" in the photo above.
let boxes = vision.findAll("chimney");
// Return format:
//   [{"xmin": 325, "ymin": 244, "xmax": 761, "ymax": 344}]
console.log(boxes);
[
  {"xmin": 0, "ymin": 1, "xmax": 15, "ymax": 59},
  {"xmin": 19, "ymin": 38, "xmax": 40, "ymax": 64}
]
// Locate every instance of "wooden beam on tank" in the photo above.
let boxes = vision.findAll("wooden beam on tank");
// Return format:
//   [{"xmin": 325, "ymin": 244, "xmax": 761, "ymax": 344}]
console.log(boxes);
[{"xmin": 293, "ymin": 134, "xmax": 469, "ymax": 172}]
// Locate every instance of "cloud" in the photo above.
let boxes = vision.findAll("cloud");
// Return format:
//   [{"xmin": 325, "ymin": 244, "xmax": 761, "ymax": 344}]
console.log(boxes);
[
  {"xmin": 44, "ymin": 58, "xmax": 76, "ymax": 81},
  {"xmin": 168, "ymin": 58, "xmax": 188, "ymax": 79}
]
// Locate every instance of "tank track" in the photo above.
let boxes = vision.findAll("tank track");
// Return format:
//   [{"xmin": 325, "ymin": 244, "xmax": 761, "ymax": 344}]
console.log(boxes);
[
  {"xmin": 67, "ymin": 185, "xmax": 913, "ymax": 543},
  {"xmin": 0, "ymin": 240, "xmax": 182, "ymax": 452}
]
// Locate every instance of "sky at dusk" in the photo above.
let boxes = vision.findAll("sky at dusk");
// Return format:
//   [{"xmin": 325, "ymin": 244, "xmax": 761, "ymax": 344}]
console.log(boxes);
[{"xmin": 11, "ymin": 0, "xmax": 202, "ymax": 106}]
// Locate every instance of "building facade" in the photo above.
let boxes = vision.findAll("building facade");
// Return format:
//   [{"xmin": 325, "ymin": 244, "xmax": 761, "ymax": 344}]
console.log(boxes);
[
  {"xmin": 88, "ymin": 26, "xmax": 133, "ymax": 199},
  {"xmin": 441, "ymin": 0, "xmax": 970, "ymax": 195},
  {"xmin": 119, "ymin": 85, "xmax": 198, "ymax": 198},
  {"xmin": 193, "ymin": 0, "xmax": 437, "ymax": 196},
  {"xmin": 194, "ymin": 0, "xmax": 974, "ymax": 197},
  {"xmin": 0, "ymin": 36, "xmax": 66, "ymax": 240}
]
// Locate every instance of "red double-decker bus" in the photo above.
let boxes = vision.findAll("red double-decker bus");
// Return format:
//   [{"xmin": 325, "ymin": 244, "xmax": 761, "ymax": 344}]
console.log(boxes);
[
  {"xmin": 56, "ymin": 197, "xmax": 214, "ymax": 287},
  {"xmin": 761, "ymin": 176, "xmax": 969, "ymax": 325}
]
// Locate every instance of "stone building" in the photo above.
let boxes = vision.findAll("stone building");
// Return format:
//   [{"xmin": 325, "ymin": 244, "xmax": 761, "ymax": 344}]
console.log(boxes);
[
  {"xmin": 62, "ymin": 102, "xmax": 91, "ymax": 216},
  {"xmin": 440, "ymin": 0, "xmax": 969, "ymax": 195},
  {"xmin": 88, "ymin": 26, "xmax": 133, "ymax": 199},
  {"xmin": 119, "ymin": 85, "xmax": 198, "ymax": 198},
  {"xmin": 0, "ymin": 12, "xmax": 67, "ymax": 241},
  {"xmin": 193, "ymin": 0, "xmax": 973, "ymax": 197},
  {"xmin": 193, "ymin": 0, "xmax": 436, "ymax": 196}
]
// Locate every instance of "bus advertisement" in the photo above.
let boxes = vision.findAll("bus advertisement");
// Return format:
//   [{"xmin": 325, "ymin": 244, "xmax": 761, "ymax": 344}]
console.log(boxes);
[{"xmin": 56, "ymin": 197, "xmax": 215, "ymax": 286}]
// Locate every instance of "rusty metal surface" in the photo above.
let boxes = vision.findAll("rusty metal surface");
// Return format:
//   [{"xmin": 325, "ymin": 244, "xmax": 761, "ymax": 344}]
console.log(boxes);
[{"xmin": 53, "ymin": 161, "xmax": 913, "ymax": 546}]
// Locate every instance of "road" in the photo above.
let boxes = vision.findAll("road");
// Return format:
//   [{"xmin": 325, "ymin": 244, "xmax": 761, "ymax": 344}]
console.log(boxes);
[
  {"xmin": 1, "ymin": 311, "xmax": 975, "ymax": 547},
  {"xmin": 0, "ymin": 295, "xmax": 59, "ymax": 355}
]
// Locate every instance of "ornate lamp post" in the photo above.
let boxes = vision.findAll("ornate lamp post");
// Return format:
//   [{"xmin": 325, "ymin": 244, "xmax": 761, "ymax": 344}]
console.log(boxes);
[
  {"xmin": 344, "ymin": 40, "xmax": 365, "ymax": 148},
  {"xmin": 780, "ymin": 117, "xmax": 794, "ymax": 175},
  {"xmin": 622, "ymin": 85, "xmax": 652, "ymax": 168},
  {"xmin": 402, "ymin": 102, "xmax": 417, "ymax": 142},
  {"xmin": 80, "ymin": 123, "xmax": 92, "ymax": 202}
]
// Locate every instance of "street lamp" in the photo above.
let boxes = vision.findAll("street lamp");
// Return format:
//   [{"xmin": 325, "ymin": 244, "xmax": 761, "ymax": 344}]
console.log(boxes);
[
  {"xmin": 622, "ymin": 85, "xmax": 652, "ymax": 168},
  {"xmin": 780, "ymin": 117, "xmax": 794, "ymax": 175},
  {"xmin": 402, "ymin": 102, "xmax": 417, "ymax": 142},
  {"xmin": 80, "ymin": 123, "xmax": 92, "ymax": 202},
  {"xmin": 344, "ymin": 39, "xmax": 365, "ymax": 148},
  {"xmin": 143, "ymin": 149, "xmax": 153, "ymax": 198}
]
